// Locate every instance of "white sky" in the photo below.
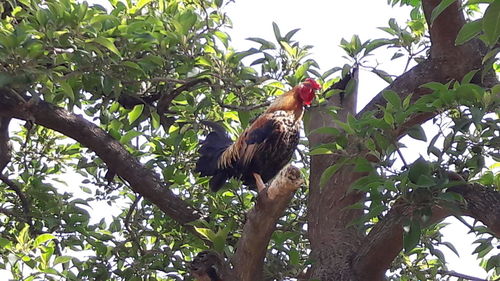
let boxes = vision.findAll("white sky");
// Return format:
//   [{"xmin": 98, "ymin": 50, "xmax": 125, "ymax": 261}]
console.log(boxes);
[{"xmin": 1, "ymin": 0, "xmax": 496, "ymax": 280}]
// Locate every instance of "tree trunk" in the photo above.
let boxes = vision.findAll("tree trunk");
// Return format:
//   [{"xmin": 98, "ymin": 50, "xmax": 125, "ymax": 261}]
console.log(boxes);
[{"xmin": 304, "ymin": 1, "xmax": 491, "ymax": 279}]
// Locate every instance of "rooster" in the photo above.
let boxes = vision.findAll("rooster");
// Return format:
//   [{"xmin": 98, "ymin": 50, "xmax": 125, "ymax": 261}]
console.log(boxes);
[{"xmin": 195, "ymin": 78, "xmax": 321, "ymax": 193}]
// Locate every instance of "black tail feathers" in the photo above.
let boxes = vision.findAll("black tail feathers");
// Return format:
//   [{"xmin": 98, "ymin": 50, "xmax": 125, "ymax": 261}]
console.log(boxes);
[{"xmin": 195, "ymin": 122, "xmax": 233, "ymax": 191}]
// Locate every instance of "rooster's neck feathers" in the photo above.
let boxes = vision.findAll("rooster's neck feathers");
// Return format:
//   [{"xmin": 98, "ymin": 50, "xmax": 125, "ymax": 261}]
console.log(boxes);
[{"xmin": 265, "ymin": 87, "xmax": 304, "ymax": 121}]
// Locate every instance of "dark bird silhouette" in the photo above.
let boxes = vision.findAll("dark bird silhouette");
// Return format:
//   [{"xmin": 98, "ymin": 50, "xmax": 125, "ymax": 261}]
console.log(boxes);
[{"xmin": 189, "ymin": 251, "xmax": 224, "ymax": 281}]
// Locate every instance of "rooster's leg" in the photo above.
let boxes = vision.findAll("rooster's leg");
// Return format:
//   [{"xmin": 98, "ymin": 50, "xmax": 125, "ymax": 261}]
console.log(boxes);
[{"xmin": 253, "ymin": 173, "xmax": 266, "ymax": 193}]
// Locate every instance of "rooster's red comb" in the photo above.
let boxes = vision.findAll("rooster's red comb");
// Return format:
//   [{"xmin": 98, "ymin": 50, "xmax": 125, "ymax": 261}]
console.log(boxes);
[{"xmin": 303, "ymin": 78, "xmax": 321, "ymax": 90}]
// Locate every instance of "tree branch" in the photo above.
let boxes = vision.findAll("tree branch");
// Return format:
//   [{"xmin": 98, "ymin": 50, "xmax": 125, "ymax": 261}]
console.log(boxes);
[
  {"xmin": 117, "ymin": 77, "xmax": 211, "ymax": 110},
  {"xmin": 0, "ymin": 90, "xmax": 201, "ymax": 225},
  {"xmin": 357, "ymin": 0, "xmax": 489, "ymax": 138},
  {"xmin": 352, "ymin": 181, "xmax": 500, "ymax": 281},
  {"xmin": 0, "ymin": 117, "xmax": 11, "ymax": 173},
  {"xmin": 231, "ymin": 165, "xmax": 303, "ymax": 281},
  {"xmin": 218, "ymin": 101, "xmax": 271, "ymax": 111},
  {"xmin": 157, "ymin": 77, "xmax": 211, "ymax": 114},
  {"xmin": 438, "ymin": 270, "xmax": 488, "ymax": 281}
]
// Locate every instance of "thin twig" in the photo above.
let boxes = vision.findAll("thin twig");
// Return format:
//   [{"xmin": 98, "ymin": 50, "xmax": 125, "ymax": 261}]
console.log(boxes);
[
  {"xmin": 157, "ymin": 77, "xmax": 211, "ymax": 114},
  {"xmin": 438, "ymin": 270, "xmax": 487, "ymax": 281},
  {"xmin": 218, "ymin": 101, "xmax": 271, "ymax": 111},
  {"xmin": 122, "ymin": 76, "xmax": 188, "ymax": 85},
  {"xmin": 124, "ymin": 194, "xmax": 144, "ymax": 255},
  {"xmin": 394, "ymin": 142, "xmax": 409, "ymax": 169}
]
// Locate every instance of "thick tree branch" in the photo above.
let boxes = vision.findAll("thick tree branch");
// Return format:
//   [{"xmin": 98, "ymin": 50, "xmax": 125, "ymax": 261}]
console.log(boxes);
[
  {"xmin": 357, "ymin": 0, "xmax": 489, "ymax": 137},
  {"xmin": 448, "ymin": 183, "xmax": 500, "ymax": 235},
  {"xmin": 231, "ymin": 165, "xmax": 303, "ymax": 281},
  {"xmin": 352, "ymin": 182, "xmax": 500, "ymax": 281},
  {"xmin": 351, "ymin": 1, "xmax": 497, "ymax": 277},
  {"xmin": 0, "ymin": 91, "xmax": 201, "ymax": 225},
  {"xmin": 0, "ymin": 117, "xmax": 11, "ymax": 173}
]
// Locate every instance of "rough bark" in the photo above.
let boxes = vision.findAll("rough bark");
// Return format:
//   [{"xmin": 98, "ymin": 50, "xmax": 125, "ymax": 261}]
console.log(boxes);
[
  {"xmin": 0, "ymin": 117, "xmax": 11, "ymax": 173},
  {"xmin": 352, "ymin": 182, "xmax": 500, "ymax": 280},
  {"xmin": 306, "ymin": 53, "xmax": 364, "ymax": 281},
  {"xmin": 231, "ymin": 165, "xmax": 303, "ymax": 281}
]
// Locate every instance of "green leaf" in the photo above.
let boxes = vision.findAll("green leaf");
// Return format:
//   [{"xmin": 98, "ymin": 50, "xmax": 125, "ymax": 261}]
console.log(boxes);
[
  {"xmin": 402, "ymin": 93, "xmax": 413, "ymax": 110},
  {"xmin": 408, "ymin": 157, "xmax": 431, "ymax": 183},
  {"xmin": 128, "ymin": 104, "xmax": 144, "ymax": 124},
  {"xmin": 34, "ymin": 233, "xmax": 55, "ymax": 246},
  {"xmin": 294, "ymin": 61, "xmax": 311, "ymax": 81},
  {"xmin": 17, "ymin": 224, "xmax": 30, "ymax": 245},
  {"xmin": 213, "ymin": 227, "xmax": 229, "ymax": 253},
  {"xmin": 455, "ymin": 19, "xmax": 483, "ymax": 45},
  {"xmin": 319, "ymin": 158, "xmax": 349, "ymax": 188},
  {"xmin": 308, "ymin": 127, "xmax": 340, "ymax": 137},
  {"xmin": 334, "ymin": 120, "xmax": 355, "ymax": 134},
  {"xmin": 122, "ymin": 61, "xmax": 145, "ymax": 73},
  {"xmin": 60, "ymin": 81, "xmax": 75, "ymax": 102},
  {"xmin": 289, "ymin": 249, "xmax": 300, "ymax": 265},
  {"xmin": 214, "ymin": 31, "xmax": 229, "ymax": 47},
  {"xmin": 309, "ymin": 147, "xmax": 334, "ymax": 156},
  {"xmin": 0, "ymin": 237, "xmax": 12, "ymax": 249},
  {"xmin": 430, "ymin": 0, "xmax": 457, "ymax": 25},
  {"xmin": 246, "ymin": 37, "xmax": 276, "ymax": 50},
  {"xmin": 383, "ymin": 90, "xmax": 402, "ymax": 108},
  {"xmin": 482, "ymin": 0, "xmax": 500, "ymax": 46},
  {"xmin": 383, "ymin": 111, "xmax": 394, "ymax": 125},
  {"xmin": 364, "ymin": 38, "xmax": 393, "ymax": 55},
  {"xmin": 403, "ymin": 219, "xmax": 421, "ymax": 253},
  {"xmin": 90, "ymin": 37, "xmax": 121, "ymax": 57},
  {"xmin": 441, "ymin": 242, "xmax": 460, "ymax": 257},
  {"xmin": 461, "ymin": 69, "xmax": 479, "ymax": 84},
  {"xmin": 420, "ymin": 81, "xmax": 448, "ymax": 91},
  {"xmin": 321, "ymin": 67, "xmax": 342, "ymax": 79},
  {"xmin": 284, "ymin": 28, "xmax": 300, "ymax": 41},
  {"xmin": 174, "ymin": 10, "xmax": 197, "ymax": 34},
  {"xmin": 407, "ymin": 125, "xmax": 427, "ymax": 141},
  {"xmin": 272, "ymin": 22, "xmax": 281, "ymax": 41},
  {"xmin": 372, "ymin": 68, "xmax": 393, "ymax": 83},
  {"xmin": 54, "ymin": 256, "xmax": 73, "ymax": 265},
  {"xmin": 238, "ymin": 110, "xmax": 250, "ymax": 128},
  {"xmin": 120, "ymin": 130, "xmax": 142, "ymax": 144},
  {"xmin": 132, "ymin": 0, "xmax": 152, "ymax": 13},
  {"xmin": 194, "ymin": 227, "xmax": 216, "ymax": 241}
]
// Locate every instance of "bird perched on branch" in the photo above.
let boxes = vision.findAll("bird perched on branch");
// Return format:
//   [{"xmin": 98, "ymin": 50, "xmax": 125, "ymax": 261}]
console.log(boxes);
[{"xmin": 195, "ymin": 78, "xmax": 321, "ymax": 193}]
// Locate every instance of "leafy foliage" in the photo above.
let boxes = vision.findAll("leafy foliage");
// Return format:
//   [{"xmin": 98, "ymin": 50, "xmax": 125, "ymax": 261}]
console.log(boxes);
[{"xmin": 0, "ymin": 0, "xmax": 498, "ymax": 280}]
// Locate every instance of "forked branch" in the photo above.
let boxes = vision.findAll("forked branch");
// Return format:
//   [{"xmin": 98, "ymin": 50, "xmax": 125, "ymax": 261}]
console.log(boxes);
[
  {"xmin": 0, "ymin": 90, "xmax": 201, "ymax": 225},
  {"xmin": 352, "ymin": 181, "xmax": 500, "ymax": 280},
  {"xmin": 231, "ymin": 165, "xmax": 303, "ymax": 281}
]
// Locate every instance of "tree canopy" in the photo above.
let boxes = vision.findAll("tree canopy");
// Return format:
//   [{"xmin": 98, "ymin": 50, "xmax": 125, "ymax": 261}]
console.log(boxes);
[{"xmin": 0, "ymin": 0, "xmax": 499, "ymax": 280}]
